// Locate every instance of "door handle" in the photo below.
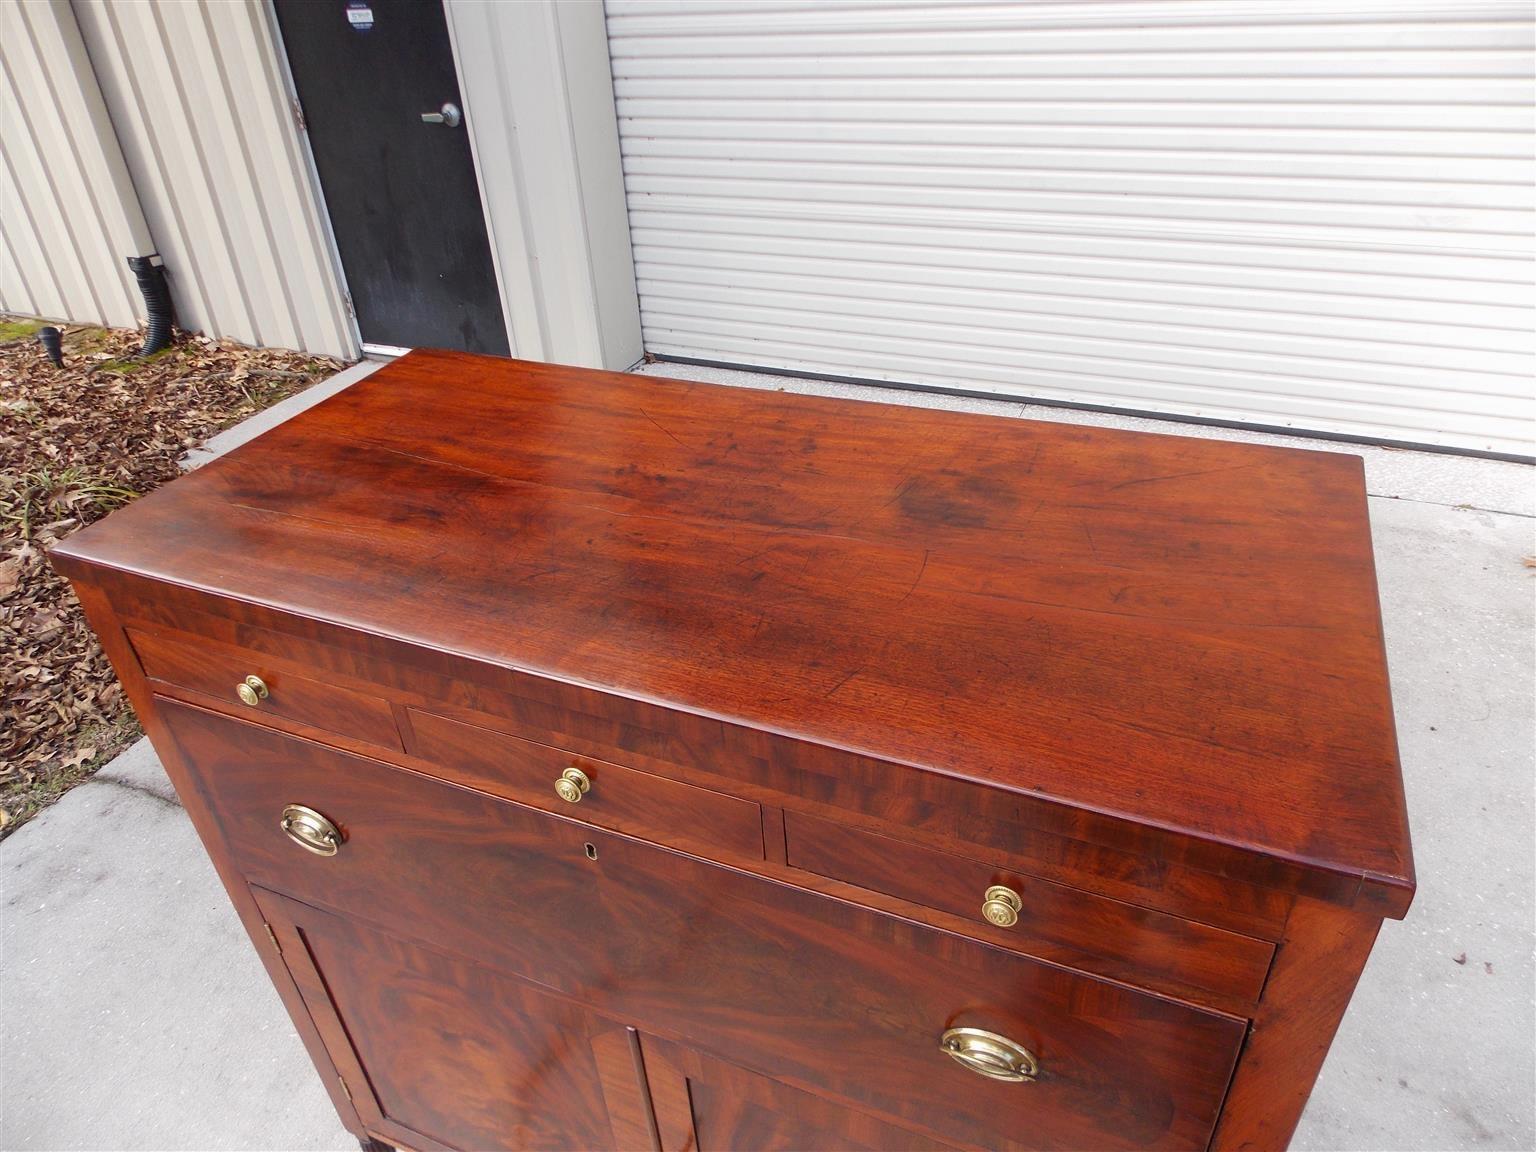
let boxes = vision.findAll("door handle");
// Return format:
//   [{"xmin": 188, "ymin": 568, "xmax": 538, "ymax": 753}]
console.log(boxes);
[{"xmin": 420, "ymin": 102, "xmax": 461, "ymax": 128}]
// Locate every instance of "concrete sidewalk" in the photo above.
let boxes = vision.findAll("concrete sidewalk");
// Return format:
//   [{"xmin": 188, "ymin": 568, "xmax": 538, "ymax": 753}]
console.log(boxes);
[{"xmin": 4, "ymin": 361, "xmax": 1533, "ymax": 1151}]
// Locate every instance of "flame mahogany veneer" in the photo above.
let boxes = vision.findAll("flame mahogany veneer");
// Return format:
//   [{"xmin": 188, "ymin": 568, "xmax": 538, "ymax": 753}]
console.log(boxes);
[{"xmin": 54, "ymin": 350, "xmax": 1413, "ymax": 1151}]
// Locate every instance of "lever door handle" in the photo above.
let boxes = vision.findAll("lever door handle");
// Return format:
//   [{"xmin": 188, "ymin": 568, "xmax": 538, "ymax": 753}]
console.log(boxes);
[{"xmin": 420, "ymin": 102, "xmax": 461, "ymax": 128}]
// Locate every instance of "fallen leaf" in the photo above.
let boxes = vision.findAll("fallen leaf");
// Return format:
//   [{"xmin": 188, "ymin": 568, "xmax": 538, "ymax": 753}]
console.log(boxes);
[
  {"xmin": 57, "ymin": 746, "xmax": 97, "ymax": 770},
  {"xmin": 2, "ymin": 316, "xmax": 341, "ymax": 837}
]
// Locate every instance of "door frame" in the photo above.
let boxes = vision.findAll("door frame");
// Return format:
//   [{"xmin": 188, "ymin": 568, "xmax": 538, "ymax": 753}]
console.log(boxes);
[{"xmin": 260, "ymin": 0, "xmax": 512, "ymax": 359}]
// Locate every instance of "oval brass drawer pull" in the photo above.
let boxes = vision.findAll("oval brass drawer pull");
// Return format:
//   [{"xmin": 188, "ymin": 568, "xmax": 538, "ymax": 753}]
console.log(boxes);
[
  {"xmin": 940, "ymin": 1027, "xmax": 1039, "ymax": 1082},
  {"xmin": 981, "ymin": 884, "xmax": 1022, "ymax": 928},
  {"xmin": 554, "ymin": 766, "xmax": 591, "ymax": 804},
  {"xmin": 280, "ymin": 803, "xmax": 341, "ymax": 856},
  {"xmin": 235, "ymin": 675, "xmax": 269, "ymax": 707}
]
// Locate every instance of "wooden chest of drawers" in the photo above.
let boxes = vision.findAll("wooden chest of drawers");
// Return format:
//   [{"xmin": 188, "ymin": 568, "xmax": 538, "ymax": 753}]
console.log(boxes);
[{"xmin": 53, "ymin": 350, "xmax": 1413, "ymax": 1152}]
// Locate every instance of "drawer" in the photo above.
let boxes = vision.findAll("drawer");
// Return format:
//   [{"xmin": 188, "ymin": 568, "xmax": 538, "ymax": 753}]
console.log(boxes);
[
  {"xmin": 163, "ymin": 699, "xmax": 1245, "ymax": 1151},
  {"xmin": 406, "ymin": 708, "xmax": 763, "ymax": 859},
  {"xmin": 787, "ymin": 811, "xmax": 1273, "ymax": 1010},
  {"xmin": 130, "ymin": 628, "xmax": 401, "ymax": 750}
]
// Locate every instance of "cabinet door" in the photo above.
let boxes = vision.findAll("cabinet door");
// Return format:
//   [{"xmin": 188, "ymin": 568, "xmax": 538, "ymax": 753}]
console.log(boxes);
[
  {"xmin": 643, "ymin": 1035, "xmax": 965, "ymax": 1152},
  {"xmin": 254, "ymin": 889, "xmax": 655, "ymax": 1152}
]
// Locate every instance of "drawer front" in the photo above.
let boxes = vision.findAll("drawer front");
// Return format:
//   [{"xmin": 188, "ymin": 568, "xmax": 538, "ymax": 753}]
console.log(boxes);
[
  {"xmin": 131, "ymin": 628, "xmax": 401, "ymax": 749},
  {"xmin": 787, "ymin": 812, "xmax": 1273, "ymax": 1009},
  {"xmin": 107, "ymin": 579, "xmax": 1295, "ymax": 938},
  {"xmin": 407, "ymin": 709, "xmax": 763, "ymax": 859},
  {"xmin": 162, "ymin": 700, "xmax": 1244, "ymax": 1152}
]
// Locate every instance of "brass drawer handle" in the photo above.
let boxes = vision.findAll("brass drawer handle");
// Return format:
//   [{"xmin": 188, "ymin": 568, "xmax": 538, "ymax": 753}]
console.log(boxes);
[
  {"xmin": 981, "ymin": 884, "xmax": 1023, "ymax": 928},
  {"xmin": 940, "ymin": 1027, "xmax": 1039, "ymax": 1083},
  {"xmin": 280, "ymin": 804, "xmax": 341, "ymax": 856},
  {"xmin": 554, "ymin": 766, "xmax": 591, "ymax": 804},
  {"xmin": 236, "ymin": 675, "xmax": 269, "ymax": 707}
]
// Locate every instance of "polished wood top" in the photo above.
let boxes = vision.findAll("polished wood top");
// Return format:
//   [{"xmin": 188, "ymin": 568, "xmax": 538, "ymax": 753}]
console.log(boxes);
[{"xmin": 54, "ymin": 349, "xmax": 1413, "ymax": 914}]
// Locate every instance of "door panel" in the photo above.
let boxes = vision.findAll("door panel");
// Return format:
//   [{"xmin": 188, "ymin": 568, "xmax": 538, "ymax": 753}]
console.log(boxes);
[
  {"xmin": 644, "ymin": 1035, "xmax": 964, "ymax": 1152},
  {"xmin": 257, "ymin": 889, "xmax": 640, "ymax": 1152},
  {"xmin": 273, "ymin": 0, "xmax": 508, "ymax": 354},
  {"xmin": 608, "ymin": 1, "xmax": 1536, "ymax": 456}
]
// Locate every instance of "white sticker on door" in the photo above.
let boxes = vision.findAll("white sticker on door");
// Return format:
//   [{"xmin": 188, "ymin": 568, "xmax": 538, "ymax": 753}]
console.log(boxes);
[{"xmin": 345, "ymin": 3, "xmax": 373, "ymax": 31}]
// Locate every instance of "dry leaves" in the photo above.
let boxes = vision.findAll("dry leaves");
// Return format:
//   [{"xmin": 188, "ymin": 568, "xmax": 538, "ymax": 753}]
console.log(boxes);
[{"xmin": 1, "ymin": 320, "xmax": 341, "ymax": 835}]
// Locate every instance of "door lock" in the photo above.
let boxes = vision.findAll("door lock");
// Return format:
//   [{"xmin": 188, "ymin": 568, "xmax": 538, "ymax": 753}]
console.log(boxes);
[{"xmin": 420, "ymin": 102, "xmax": 461, "ymax": 128}]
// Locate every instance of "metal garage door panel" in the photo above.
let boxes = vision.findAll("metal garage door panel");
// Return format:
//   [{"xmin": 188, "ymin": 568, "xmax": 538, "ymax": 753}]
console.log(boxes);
[{"xmin": 606, "ymin": 0, "xmax": 1535, "ymax": 456}]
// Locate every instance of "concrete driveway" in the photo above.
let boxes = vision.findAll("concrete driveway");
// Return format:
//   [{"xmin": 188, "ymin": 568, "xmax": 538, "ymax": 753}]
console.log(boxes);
[{"xmin": 4, "ymin": 361, "xmax": 1533, "ymax": 1151}]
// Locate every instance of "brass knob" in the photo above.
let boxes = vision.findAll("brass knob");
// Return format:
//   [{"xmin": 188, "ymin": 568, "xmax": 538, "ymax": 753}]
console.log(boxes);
[
  {"xmin": 554, "ymin": 766, "xmax": 591, "ymax": 804},
  {"xmin": 280, "ymin": 804, "xmax": 341, "ymax": 856},
  {"xmin": 940, "ymin": 1027, "xmax": 1039, "ymax": 1082},
  {"xmin": 235, "ymin": 675, "xmax": 269, "ymax": 707},
  {"xmin": 981, "ymin": 884, "xmax": 1023, "ymax": 928}
]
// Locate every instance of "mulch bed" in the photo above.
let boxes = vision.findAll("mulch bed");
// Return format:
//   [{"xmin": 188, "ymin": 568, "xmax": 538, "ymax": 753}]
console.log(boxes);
[{"xmin": 0, "ymin": 319, "xmax": 342, "ymax": 835}]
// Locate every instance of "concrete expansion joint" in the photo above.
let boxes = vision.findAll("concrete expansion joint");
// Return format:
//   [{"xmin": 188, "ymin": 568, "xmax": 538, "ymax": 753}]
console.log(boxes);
[
  {"xmin": 1368, "ymin": 494, "xmax": 1536, "ymax": 520},
  {"xmin": 89, "ymin": 773, "xmax": 183, "ymax": 812}
]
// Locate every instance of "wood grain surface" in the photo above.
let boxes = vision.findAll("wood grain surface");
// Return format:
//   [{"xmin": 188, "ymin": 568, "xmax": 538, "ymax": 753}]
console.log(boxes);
[
  {"xmin": 51, "ymin": 350, "xmax": 1413, "ymax": 915},
  {"xmin": 129, "ymin": 627, "xmax": 402, "ymax": 750},
  {"xmin": 406, "ymin": 708, "xmax": 764, "ymax": 859},
  {"xmin": 643, "ymin": 1034, "xmax": 969, "ymax": 1152},
  {"xmin": 785, "ymin": 810, "xmax": 1273, "ymax": 1009},
  {"xmin": 95, "ymin": 574, "xmax": 1306, "ymax": 932},
  {"xmin": 163, "ymin": 699, "xmax": 1245, "ymax": 1152},
  {"xmin": 260, "ymin": 890, "xmax": 638, "ymax": 1152},
  {"xmin": 1212, "ymin": 897, "xmax": 1385, "ymax": 1150}
]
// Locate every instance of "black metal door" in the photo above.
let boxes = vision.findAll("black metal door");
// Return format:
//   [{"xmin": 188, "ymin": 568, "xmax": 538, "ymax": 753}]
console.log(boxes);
[{"xmin": 274, "ymin": 0, "xmax": 509, "ymax": 355}]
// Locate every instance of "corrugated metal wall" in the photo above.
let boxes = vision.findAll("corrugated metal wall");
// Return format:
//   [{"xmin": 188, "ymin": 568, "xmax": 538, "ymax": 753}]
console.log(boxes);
[
  {"xmin": 608, "ymin": 0, "xmax": 1536, "ymax": 455},
  {"xmin": 1, "ymin": 0, "xmax": 355, "ymax": 358},
  {"xmin": 72, "ymin": 0, "xmax": 354, "ymax": 358},
  {"xmin": 0, "ymin": 0, "xmax": 151, "ymax": 329}
]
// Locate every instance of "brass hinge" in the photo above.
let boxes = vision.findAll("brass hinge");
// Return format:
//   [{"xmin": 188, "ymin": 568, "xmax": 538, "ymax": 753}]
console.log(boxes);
[
  {"xmin": 338, "ymin": 1075, "xmax": 353, "ymax": 1103},
  {"xmin": 290, "ymin": 95, "xmax": 307, "ymax": 133},
  {"xmin": 262, "ymin": 922, "xmax": 282, "ymax": 955}
]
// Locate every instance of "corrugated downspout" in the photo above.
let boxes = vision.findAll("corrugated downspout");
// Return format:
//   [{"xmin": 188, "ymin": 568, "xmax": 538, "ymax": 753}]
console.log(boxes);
[
  {"xmin": 37, "ymin": 326, "xmax": 64, "ymax": 367},
  {"xmin": 126, "ymin": 255, "xmax": 173, "ymax": 355}
]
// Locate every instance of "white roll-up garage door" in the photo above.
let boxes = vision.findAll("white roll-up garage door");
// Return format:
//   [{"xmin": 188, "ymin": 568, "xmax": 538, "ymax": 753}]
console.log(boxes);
[{"xmin": 606, "ymin": 1, "xmax": 1534, "ymax": 456}]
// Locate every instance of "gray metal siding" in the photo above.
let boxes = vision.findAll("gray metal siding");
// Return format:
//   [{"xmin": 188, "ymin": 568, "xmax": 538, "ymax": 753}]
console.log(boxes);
[
  {"xmin": 0, "ymin": 0, "xmax": 354, "ymax": 358},
  {"xmin": 608, "ymin": 0, "xmax": 1535, "ymax": 454},
  {"xmin": 0, "ymin": 0, "xmax": 150, "ymax": 329},
  {"xmin": 71, "ymin": 0, "xmax": 354, "ymax": 357}
]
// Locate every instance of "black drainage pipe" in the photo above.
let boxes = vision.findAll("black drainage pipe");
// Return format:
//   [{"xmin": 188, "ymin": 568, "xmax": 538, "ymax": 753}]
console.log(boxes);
[
  {"xmin": 37, "ymin": 325, "xmax": 63, "ymax": 367},
  {"xmin": 126, "ymin": 255, "xmax": 173, "ymax": 356}
]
